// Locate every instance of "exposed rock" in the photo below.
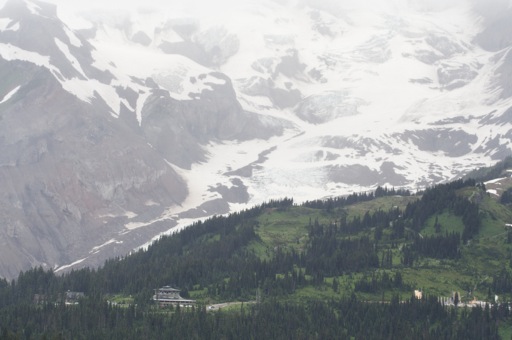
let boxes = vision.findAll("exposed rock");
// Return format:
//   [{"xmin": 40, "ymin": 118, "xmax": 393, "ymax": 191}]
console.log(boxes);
[
  {"xmin": 353, "ymin": 35, "xmax": 391, "ymax": 63},
  {"xmin": 209, "ymin": 178, "xmax": 250, "ymax": 204},
  {"xmin": 0, "ymin": 58, "xmax": 187, "ymax": 278},
  {"xmin": 270, "ymin": 86, "xmax": 302, "ymax": 109},
  {"xmin": 474, "ymin": 5, "xmax": 512, "ymax": 51},
  {"xmin": 321, "ymin": 136, "xmax": 400, "ymax": 156},
  {"xmin": 296, "ymin": 92, "xmax": 362, "ymax": 124},
  {"xmin": 141, "ymin": 72, "xmax": 283, "ymax": 169},
  {"xmin": 131, "ymin": 31, "xmax": 152, "ymax": 46},
  {"xmin": 491, "ymin": 50, "xmax": 512, "ymax": 99},
  {"xmin": 426, "ymin": 34, "xmax": 464, "ymax": 57},
  {"xmin": 239, "ymin": 76, "xmax": 302, "ymax": 109},
  {"xmin": 160, "ymin": 25, "xmax": 240, "ymax": 67},
  {"xmin": 410, "ymin": 50, "xmax": 442, "ymax": 65},
  {"xmin": 0, "ymin": 0, "xmax": 113, "ymax": 83},
  {"xmin": 327, "ymin": 162, "xmax": 407, "ymax": 187},
  {"xmin": 409, "ymin": 77, "xmax": 433, "ymax": 85},
  {"xmin": 275, "ymin": 49, "xmax": 306, "ymax": 78},
  {"xmin": 437, "ymin": 63, "xmax": 478, "ymax": 90},
  {"xmin": 159, "ymin": 41, "xmax": 208, "ymax": 65},
  {"xmin": 397, "ymin": 129, "xmax": 478, "ymax": 157}
]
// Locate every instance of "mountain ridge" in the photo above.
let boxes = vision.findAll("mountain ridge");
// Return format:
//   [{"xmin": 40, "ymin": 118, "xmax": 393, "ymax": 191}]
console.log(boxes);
[{"xmin": 0, "ymin": 0, "xmax": 512, "ymax": 277}]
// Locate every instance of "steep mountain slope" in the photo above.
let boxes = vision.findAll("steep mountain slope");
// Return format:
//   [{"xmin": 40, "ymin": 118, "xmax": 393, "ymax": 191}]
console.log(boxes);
[
  {"xmin": 0, "ymin": 0, "xmax": 280, "ymax": 278},
  {"xmin": 0, "ymin": 0, "xmax": 512, "ymax": 277},
  {"xmin": 0, "ymin": 0, "xmax": 189, "ymax": 278}
]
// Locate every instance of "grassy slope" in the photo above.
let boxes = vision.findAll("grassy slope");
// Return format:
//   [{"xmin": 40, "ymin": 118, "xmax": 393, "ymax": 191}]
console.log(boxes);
[
  {"xmin": 180, "ymin": 175, "xmax": 512, "ymax": 338},
  {"xmin": 183, "ymin": 159, "xmax": 512, "ymax": 336},
  {"xmin": 251, "ymin": 206, "xmax": 316, "ymax": 258},
  {"xmin": 243, "ymin": 196, "xmax": 420, "ymax": 303},
  {"xmin": 235, "ymin": 188, "xmax": 512, "ymax": 305}
]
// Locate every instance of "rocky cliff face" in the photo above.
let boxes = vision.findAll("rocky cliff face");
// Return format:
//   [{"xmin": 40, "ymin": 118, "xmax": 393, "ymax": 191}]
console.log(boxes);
[
  {"xmin": 0, "ymin": 54, "xmax": 190, "ymax": 277},
  {"xmin": 141, "ymin": 72, "xmax": 282, "ymax": 169},
  {"xmin": 0, "ymin": 0, "xmax": 276, "ymax": 278}
]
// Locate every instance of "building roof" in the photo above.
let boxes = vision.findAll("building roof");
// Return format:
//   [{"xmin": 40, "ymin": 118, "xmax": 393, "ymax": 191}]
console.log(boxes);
[
  {"xmin": 153, "ymin": 285, "xmax": 195, "ymax": 304},
  {"xmin": 153, "ymin": 297, "xmax": 196, "ymax": 303},
  {"xmin": 157, "ymin": 286, "xmax": 181, "ymax": 292}
]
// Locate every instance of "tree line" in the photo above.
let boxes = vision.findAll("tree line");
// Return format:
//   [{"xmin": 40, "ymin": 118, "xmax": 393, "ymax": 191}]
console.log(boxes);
[{"xmin": 0, "ymin": 294, "xmax": 503, "ymax": 339}]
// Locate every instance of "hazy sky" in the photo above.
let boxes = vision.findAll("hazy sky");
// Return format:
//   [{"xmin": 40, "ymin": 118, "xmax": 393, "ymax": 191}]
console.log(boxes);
[
  {"xmin": 2, "ymin": 0, "xmax": 249, "ymax": 12},
  {"xmin": 0, "ymin": 0, "xmax": 508, "ymax": 14},
  {"xmin": 0, "ymin": 0, "xmax": 511, "ymax": 24},
  {"xmin": 0, "ymin": 0, "xmax": 509, "ymax": 13}
]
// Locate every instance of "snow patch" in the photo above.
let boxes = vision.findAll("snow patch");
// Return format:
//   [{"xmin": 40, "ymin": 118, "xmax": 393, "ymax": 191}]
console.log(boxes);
[
  {"xmin": 0, "ymin": 44, "xmax": 105, "ymax": 110},
  {"xmin": 58, "ymin": 77, "xmax": 123, "ymax": 116},
  {"xmin": 0, "ymin": 18, "xmax": 12, "ymax": 31},
  {"xmin": 135, "ymin": 89, "xmax": 151, "ymax": 125},
  {"xmin": 181, "ymin": 73, "xmax": 227, "ymax": 99},
  {"xmin": 0, "ymin": 43, "xmax": 50, "ymax": 67},
  {"xmin": 487, "ymin": 189, "xmax": 499, "ymax": 197},
  {"xmin": 120, "ymin": 97, "xmax": 134, "ymax": 112},
  {"xmin": 135, "ymin": 218, "xmax": 201, "ymax": 252},
  {"xmin": 54, "ymin": 38, "xmax": 87, "ymax": 78},
  {"xmin": 8, "ymin": 21, "xmax": 19, "ymax": 31},
  {"xmin": 123, "ymin": 211, "xmax": 137, "ymax": 219},
  {"xmin": 124, "ymin": 220, "xmax": 148, "ymax": 230},
  {"xmin": 0, "ymin": 18, "xmax": 19, "ymax": 32},
  {"xmin": 23, "ymin": 0, "xmax": 43, "ymax": 16},
  {"xmin": 485, "ymin": 177, "xmax": 507, "ymax": 185},
  {"xmin": 145, "ymin": 200, "xmax": 160, "ymax": 207},
  {"xmin": 0, "ymin": 85, "xmax": 20, "ymax": 104},
  {"xmin": 63, "ymin": 26, "xmax": 82, "ymax": 48},
  {"xmin": 55, "ymin": 257, "xmax": 87, "ymax": 273},
  {"xmin": 89, "ymin": 239, "xmax": 123, "ymax": 254}
]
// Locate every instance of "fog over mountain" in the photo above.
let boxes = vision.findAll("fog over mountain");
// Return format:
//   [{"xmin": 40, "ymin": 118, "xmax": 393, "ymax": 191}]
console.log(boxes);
[{"xmin": 0, "ymin": 0, "xmax": 511, "ymax": 278}]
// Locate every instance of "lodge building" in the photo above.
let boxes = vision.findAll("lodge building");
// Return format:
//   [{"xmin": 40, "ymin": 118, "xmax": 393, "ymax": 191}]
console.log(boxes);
[{"xmin": 153, "ymin": 286, "xmax": 195, "ymax": 307}]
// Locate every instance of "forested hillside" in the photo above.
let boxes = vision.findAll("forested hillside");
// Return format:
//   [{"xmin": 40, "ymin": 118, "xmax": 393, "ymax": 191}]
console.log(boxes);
[{"xmin": 2, "ymin": 159, "xmax": 512, "ymax": 339}]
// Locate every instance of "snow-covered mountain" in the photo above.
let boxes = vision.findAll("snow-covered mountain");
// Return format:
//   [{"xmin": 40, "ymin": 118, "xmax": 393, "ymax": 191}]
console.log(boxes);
[{"xmin": 0, "ymin": 0, "xmax": 511, "ymax": 278}]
